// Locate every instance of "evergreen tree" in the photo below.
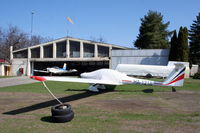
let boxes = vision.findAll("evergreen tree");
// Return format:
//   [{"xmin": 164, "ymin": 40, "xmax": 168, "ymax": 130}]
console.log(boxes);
[
  {"xmin": 177, "ymin": 27, "xmax": 189, "ymax": 62},
  {"xmin": 169, "ymin": 27, "xmax": 189, "ymax": 62},
  {"xmin": 182, "ymin": 27, "xmax": 189, "ymax": 62},
  {"xmin": 177, "ymin": 27, "xmax": 183, "ymax": 61},
  {"xmin": 169, "ymin": 30, "xmax": 178, "ymax": 61},
  {"xmin": 134, "ymin": 10, "xmax": 170, "ymax": 49},
  {"xmin": 189, "ymin": 13, "xmax": 200, "ymax": 65}
]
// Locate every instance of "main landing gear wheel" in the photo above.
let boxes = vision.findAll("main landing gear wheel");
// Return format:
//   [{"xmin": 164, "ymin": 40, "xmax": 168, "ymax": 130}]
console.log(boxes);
[{"xmin": 51, "ymin": 104, "xmax": 74, "ymax": 123}]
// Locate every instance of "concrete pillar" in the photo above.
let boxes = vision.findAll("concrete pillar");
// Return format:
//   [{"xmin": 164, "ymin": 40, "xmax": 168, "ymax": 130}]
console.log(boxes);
[
  {"xmin": 53, "ymin": 42, "xmax": 56, "ymax": 58},
  {"xmin": 80, "ymin": 41, "xmax": 83, "ymax": 58},
  {"xmin": 94, "ymin": 44, "xmax": 98, "ymax": 58},
  {"xmin": 109, "ymin": 45, "xmax": 112, "ymax": 69},
  {"xmin": 109, "ymin": 45, "xmax": 112, "ymax": 58},
  {"xmin": 40, "ymin": 46, "xmax": 44, "ymax": 59},
  {"xmin": 31, "ymin": 61, "xmax": 34, "ymax": 76},
  {"xmin": 27, "ymin": 60, "xmax": 31, "ymax": 76},
  {"xmin": 10, "ymin": 46, "xmax": 13, "ymax": 60},
  {"xmin": 28, "ymin": 47, "xmax": 31, "ymax": 59},
  {"xmin": 66, "ymin": 39, "xmax": 70, "ymax": 58}
]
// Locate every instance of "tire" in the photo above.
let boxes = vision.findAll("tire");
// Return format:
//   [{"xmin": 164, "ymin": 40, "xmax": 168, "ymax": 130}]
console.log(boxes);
[
  {"xmin": 52, "ymin": 111, "xmax": 74, "ymax": 123},
  {"xmin": 51, "ymin": 104, "xmax": 72, "ymax": 116},
  {"xmin": 146, "ymin": 73, "xmax": 153, "ymax": 78}
]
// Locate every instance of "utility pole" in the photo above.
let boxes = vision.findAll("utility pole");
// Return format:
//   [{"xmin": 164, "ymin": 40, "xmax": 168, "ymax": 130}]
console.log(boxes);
[{"xmin": 30, "ymin": 12, "xmax": 34, "ymax": 39}]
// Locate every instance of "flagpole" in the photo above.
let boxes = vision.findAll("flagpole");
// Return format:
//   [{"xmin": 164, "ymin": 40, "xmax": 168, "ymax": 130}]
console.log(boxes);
[{"xmin": 66, "ymin": 17, "xmax": 74, "ymax": 37}]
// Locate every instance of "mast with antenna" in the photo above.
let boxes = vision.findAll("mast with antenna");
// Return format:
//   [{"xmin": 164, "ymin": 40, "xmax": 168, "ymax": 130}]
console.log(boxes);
[{"xmin": 30, "ymin": 12, "xmax": 34, "ymax": 39}]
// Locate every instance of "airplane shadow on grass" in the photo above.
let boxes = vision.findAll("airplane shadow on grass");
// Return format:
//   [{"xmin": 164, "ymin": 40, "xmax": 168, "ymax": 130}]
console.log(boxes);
[
  {"xmin": 3, "ymin": 88, "xmax": 173, "ymax": 115},
  {"xmin": 3, "ymin": 90, "xmax": 108, "ymax": 115},
  {"xmin": 65, "ymin": 88, "xmax": 169, "ymax": 93}
]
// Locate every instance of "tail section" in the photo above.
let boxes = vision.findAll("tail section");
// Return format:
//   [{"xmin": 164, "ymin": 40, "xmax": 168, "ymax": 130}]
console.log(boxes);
[
  {"xmin": 162, "ymin": 64, "xmax": 185, "ymax": 86},
  {"xmin": 63, "ymin": 63, "xmax": 67, "ymax": 70}
]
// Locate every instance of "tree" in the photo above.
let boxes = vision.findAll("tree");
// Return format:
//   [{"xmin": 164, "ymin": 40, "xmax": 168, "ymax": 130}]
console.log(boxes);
[
  {"xmin": 182, "ymin": 27, "xmax": 189, "ymax": 62},
  {"xmin": 134, "ymin": 10, "xmax": 170, "ymax": 49},
  {"xmin": 5, "ymin": 25, "xmax": 29, "ymax": 50},
  {"xmin": 0, "ymin": 25, "xmax": 31, "ymax": 61},
  {"xmin": 90, "ymin": 36, "xmax": 107, "ymax": 43},
  {"xmin": 168, "ymin": 27, "xmax": 189, "ymax": 62},
  {"xmin": 177, "ymin": 27, "xmax": 189, "ymax": 62},
  {"xmin": 189, "ymin": 13, "xmax": 200, "ymax": 65},
  {"xmin": 0, "ymin": 28, "xmax": 3, "ymax": 43},
  {"xmin": 0, "ymin": 28, "xmax": 4, "ymax": 59},
  {"xmin": 29, "ymin": 35, "xmax": 53, "ymax": 47},
  {"xmin": 0, "ymin": 25, "xmax": 51, "ymax": 62},
  {"xmin": 169, "ymin": 30, "xmax": 178, "ymax": 61}
]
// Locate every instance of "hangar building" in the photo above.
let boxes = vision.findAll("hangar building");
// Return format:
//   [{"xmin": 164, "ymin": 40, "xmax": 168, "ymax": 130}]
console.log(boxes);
[{"xmin": 10, "ymin": 37, "xmax": 127, "ymax": 76}]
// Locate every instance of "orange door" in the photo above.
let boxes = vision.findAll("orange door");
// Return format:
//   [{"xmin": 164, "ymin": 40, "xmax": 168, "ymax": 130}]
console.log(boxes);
[
  {"xmin": 4, "ymin": 66, "xmax": 10, "ymax": 76},
  {"xmin": 7, "ymin": 66, "xmax": 10, "ymax": 76}
]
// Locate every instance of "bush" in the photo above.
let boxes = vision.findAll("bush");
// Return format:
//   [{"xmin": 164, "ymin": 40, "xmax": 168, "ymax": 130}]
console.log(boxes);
[{"xmin": 193, "ymin": 72, "xmax": 200, "ymax": 79}]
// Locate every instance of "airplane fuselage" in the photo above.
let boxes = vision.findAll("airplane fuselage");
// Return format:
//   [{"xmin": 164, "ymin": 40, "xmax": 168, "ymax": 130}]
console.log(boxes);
[
  {"xmin": 80, "ymin": 69, "xmax": 156, "ymax": 86},
  {"xmin": 47, "ymin": 68, "xmax": 66, "ymax": 73}
]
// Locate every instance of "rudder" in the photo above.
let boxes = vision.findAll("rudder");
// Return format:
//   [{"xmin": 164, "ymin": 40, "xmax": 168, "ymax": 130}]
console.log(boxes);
[{"xmin": 163, "ymin": 64, "xmax": 185, "ymax": 86}]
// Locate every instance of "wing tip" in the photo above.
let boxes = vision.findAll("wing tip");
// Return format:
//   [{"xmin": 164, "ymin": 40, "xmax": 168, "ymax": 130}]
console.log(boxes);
[{"xmin": 30, "ymin": 76, "xmax": 46, "ymax": 81}]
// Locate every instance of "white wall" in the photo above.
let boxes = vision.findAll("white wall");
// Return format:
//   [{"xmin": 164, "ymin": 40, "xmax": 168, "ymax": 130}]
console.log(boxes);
[
  {"xmin": 0, "ymin": 64, "xmax": 4, "ymax": 76},
  {"xmin": 111, "ymin": 49, "xmax": 169, "ymax": 69},
  {"xmin": 190, "ymin": 65, "xmax": 199, "ymax": 76},
  {"xmin": 10, "ymin": 59, "xmax": 28, "ymax": 76}
]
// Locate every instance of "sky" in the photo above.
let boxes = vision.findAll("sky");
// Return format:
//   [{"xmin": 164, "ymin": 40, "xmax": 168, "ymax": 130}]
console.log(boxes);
[{"xmin": 0, "ymin": 0, "xmax": 199, "ymax": 48}]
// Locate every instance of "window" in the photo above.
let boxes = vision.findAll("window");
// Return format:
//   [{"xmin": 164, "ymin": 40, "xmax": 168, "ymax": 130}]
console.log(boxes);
[
  {"xmin": 13, "ymin": 50, "xmax": 28, "ymax": 58},
  {"xmin": 70, "ymin": 41, "xmax": 80, "ymax": 58},
  {"xmin": 98, "ymin": 45, "xmax": 109, "ymax": 57},
  {"xmin": 83, "ymin": 43, "xmax": 94, "ymax": 57},
  {"xmin": 31, "ymin": 47, "xmax": 40, "ymax": 58},
  {"xmin": 44, "ymin": 44, "xmax": 53, "ymax": 58},
  {"xmin": 56, "ymin": 41, "xmax": 66, "ymax": 58}
]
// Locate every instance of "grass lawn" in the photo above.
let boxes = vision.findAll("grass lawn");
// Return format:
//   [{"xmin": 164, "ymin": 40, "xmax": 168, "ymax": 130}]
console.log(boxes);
[
  {"xmin": 0, "ymin": 78, "xmax": 200, "ymax": 133},
  {"xmin": 0, "ymin": 76, "xmax": 15, "ymax": 78},
  {"xmin": 0, "ymin": 78, "xmax": 199, "ymax": 93}
]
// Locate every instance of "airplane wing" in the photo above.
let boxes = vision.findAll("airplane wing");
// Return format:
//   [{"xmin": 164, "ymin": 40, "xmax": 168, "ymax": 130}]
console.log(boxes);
[
  {"xmin": 34, "ymin": 70, "xmax": 50, "ymax": 73},
  {"xmin": 30, "ymin": 76, "xmax": 120, "ymax": 85},
  {"xmin": 53, "ymin": 69, "xmax": 78, "ymax": 74}
]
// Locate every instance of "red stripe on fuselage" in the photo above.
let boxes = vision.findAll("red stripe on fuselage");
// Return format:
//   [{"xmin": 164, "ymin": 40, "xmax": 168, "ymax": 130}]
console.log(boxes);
[{"xmin": 122, "ymin": 80, "xmax": 132, "ymax": 83}]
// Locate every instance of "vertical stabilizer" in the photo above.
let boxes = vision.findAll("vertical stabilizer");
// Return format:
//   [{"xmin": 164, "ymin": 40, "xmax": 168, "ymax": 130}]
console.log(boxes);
[
  {"xmin": 162, "ymin": 64, "xmax": 185, "ymax": 86},
  {"xmin": 63, "ymin": 63, "xmax": 67, "ymax": 70}
]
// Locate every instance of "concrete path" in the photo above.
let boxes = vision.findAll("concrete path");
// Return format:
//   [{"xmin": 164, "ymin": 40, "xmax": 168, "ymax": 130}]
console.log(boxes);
[{"xmin": 0, "ymin": 76, "xmax": 38, "ymax": 88}]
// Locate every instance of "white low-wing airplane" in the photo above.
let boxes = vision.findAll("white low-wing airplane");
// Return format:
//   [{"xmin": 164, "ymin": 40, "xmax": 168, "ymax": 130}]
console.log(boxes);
[
  {"xmin": 34, "ymin": 63, "xmax": 77, "ymax": 74},
  {"xmin": 31, "ymin": 64, "xmax": 185, "ymax": 92}
]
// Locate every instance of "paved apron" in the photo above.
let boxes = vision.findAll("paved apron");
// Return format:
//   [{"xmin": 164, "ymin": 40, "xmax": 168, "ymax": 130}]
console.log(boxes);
[{"xmin": 0, "ymin": 76, "xmax": 38, "ymax": 88}]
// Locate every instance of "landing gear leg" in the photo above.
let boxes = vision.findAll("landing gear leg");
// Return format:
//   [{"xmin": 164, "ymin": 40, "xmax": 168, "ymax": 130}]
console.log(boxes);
[
  {"xmin": 172, "ymin": 87, "xmax": 176, "ymax": 92},
  {"xmin": 88, "ymin": 84, "xmax": 99, "ymax": 92}
]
